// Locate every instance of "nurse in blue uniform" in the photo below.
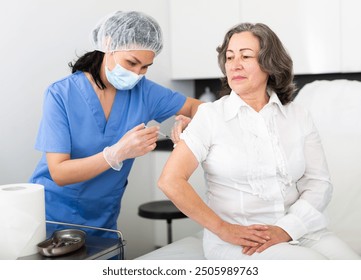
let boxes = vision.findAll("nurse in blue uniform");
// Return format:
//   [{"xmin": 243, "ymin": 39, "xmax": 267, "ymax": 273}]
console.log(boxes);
[{"xmin": 29, "ymin": 11, "xmax": 202, "ymax": 238}]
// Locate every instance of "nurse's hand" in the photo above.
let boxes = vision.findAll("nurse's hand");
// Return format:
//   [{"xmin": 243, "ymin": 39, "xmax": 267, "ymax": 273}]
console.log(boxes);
[
  {"xmin": 217, "ymin": 222, "xmax": 271, "ymax": 248},
  {"xmin": 171, "ymin": 115, "xmax": 191, "ymax": 144},
  {"xmin": 242, "ymin": 225, "xmax": 291, "ymax": 256},
  {"xmin": 103, "ymin": 123, "xmax": 159, "ymax": 170}
]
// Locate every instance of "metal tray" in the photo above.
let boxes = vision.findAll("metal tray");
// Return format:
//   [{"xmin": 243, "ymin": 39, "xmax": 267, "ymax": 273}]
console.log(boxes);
[{"xmin": 37, "ymin": 229, "xmax": 86, "ymax": 257}]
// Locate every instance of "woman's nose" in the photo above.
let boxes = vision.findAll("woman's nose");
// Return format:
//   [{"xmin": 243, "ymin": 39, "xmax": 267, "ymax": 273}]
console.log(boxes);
[{"xmin": 231, "ymin": 57, "xmax": 243, "ymax": 70}]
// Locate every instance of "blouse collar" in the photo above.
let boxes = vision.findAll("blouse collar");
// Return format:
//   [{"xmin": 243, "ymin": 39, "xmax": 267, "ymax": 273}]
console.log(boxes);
[{"xmin": 223, "ymin": 90, "xmax": 287, "ymax": 121}]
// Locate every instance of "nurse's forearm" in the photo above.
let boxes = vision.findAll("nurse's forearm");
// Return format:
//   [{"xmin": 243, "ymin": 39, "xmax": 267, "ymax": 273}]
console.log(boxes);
[
  {"xmin": 190, "ymin": 98, "xmax": 203, "ymax": 117},
  {"xmin": 47, "ymin": 152, "xmax": 110, "ymax": 186},
  {"xmin": 179, "ymin": 97, "xmax": 203, "ymax": 118}
]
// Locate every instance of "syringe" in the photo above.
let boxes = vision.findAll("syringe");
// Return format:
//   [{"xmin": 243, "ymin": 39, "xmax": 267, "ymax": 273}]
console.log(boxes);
[{"xmin": 144, "ymin": 125, "xmax": 170, "ymax": 139}]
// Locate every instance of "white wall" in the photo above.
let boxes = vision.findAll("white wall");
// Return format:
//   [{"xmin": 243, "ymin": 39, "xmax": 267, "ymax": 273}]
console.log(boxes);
[{"xmin": 0, "ymin": 0, "xmax": 194, "ymax": 259}]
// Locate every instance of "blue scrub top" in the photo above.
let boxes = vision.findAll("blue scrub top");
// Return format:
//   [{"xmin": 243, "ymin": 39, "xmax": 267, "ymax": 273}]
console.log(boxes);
[{"xmin": 29, "ymin": 71, "xmax": 186, "ymax": 237}]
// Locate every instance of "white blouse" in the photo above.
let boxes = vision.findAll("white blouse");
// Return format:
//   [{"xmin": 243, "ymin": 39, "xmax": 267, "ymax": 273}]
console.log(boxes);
[{"xmin": 181, "ymin": 91, "xmax": 332, "ymax": 245}]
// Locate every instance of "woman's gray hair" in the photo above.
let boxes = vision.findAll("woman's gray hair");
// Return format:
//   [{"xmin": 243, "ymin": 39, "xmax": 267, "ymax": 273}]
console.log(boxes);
[{"xmin": 216, "ymin": 22, "xmax": 297, "ymax": 104}]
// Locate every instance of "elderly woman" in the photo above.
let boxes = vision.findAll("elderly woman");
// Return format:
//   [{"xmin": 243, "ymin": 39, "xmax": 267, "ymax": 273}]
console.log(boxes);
[{"xmin": 158, "ymin": 23, "xmax": 360, "ymax": 260}]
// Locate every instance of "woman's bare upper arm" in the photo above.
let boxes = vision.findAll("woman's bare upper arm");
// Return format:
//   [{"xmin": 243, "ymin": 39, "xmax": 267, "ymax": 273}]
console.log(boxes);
[{"xmin": 161, "ymin": 140, "xmax": 199, "ymax": 182}]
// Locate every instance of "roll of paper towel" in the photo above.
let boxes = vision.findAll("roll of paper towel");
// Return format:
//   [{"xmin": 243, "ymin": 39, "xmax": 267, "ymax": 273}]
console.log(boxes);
[{"xmin": 0, "ymin": 183, "xmax": 46, "ymax": 259}]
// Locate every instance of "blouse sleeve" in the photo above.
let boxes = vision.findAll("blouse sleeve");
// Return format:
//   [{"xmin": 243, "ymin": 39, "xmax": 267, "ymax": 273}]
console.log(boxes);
[
  {"xmin": 275, "ymin": 109, "xmax": 333, "ymax": 240},
  {"xmin": 180, "ymin": 103, "xmax": 214, "ymax": 163}
]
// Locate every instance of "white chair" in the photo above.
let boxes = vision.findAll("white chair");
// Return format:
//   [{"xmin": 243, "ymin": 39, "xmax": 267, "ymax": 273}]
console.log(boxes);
[{"xmin": 294, "ymin": 79, "xmax": 361, "ymax": 255}]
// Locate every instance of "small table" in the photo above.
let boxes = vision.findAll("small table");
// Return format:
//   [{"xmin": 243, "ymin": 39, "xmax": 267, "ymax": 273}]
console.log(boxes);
[
  {"xmin": 18, "ymin": 221, "xmax": 125, "ymax": 260},
  {"xmin": 18, "ymin": 235, "xmax": 124, "ymax": 260},
  {"xmin": 138, "ymin": 200, "xmax": 187, "ymax": 244}
]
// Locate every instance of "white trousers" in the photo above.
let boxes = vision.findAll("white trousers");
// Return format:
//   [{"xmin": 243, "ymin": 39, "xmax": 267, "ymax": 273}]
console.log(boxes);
[{"xmin": 205, "ymin": 231, "xmax": 361, "ymax": 260}]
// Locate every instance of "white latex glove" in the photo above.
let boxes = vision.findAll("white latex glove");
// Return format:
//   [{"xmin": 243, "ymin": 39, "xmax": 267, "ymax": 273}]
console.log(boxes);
[
  {"xmin": 171, "ymin": 115, "xmax": 191, "ymax": 145},
  {"xmin": 103, "ymin": 123, "xmax": 159, "ymax": 171}
]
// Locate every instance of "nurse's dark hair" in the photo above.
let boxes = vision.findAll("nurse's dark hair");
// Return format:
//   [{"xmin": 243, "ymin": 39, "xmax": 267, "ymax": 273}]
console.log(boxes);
[
  {"xmin": 68, "ymin": 51, "xmax": 106, "ymax": 89},
  {"xmin": 216, "ymin": 22, "xmax": 297, "ymax": 105}
]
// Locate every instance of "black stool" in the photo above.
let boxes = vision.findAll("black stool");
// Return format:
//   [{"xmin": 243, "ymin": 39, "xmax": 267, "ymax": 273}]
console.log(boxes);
[{"xmin": 138, "ymin": 200, "xmax": 187, "ymax": 244}]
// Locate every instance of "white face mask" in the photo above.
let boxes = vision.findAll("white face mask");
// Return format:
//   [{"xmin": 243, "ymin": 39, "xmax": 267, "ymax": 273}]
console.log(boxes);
[{"xmin": 105, "ymin": 54, "xmax": 143, "ymax": 90}]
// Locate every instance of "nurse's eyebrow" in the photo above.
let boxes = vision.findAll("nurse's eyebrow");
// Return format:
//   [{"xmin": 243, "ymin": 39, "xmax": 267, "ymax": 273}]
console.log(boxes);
[{"xmin": 129, "ymin": 55, "xmax": 153, "ymax": 67}]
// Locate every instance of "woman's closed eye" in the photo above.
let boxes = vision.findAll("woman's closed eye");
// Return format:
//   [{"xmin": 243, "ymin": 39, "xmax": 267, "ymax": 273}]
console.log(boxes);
[{"xmin": 241, "ymin": 53, "xmax": 255, "ymax": 60}]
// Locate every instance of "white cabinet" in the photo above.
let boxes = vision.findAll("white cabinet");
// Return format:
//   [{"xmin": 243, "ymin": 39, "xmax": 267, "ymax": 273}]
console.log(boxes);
[
  {"xmin": 170, "ymin": 0, "xmax": 239, "ymax": 79},
  {"xmin": 239, "ymin": 0, "xmax": 340, "ymax": 74},
  {"xmin": 340, "ymin": 0, "xmax": 361, "ymax": 72},
  {"xmin": 170, "ymin": 0, "xmax": 361, "ymax": 79}
]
